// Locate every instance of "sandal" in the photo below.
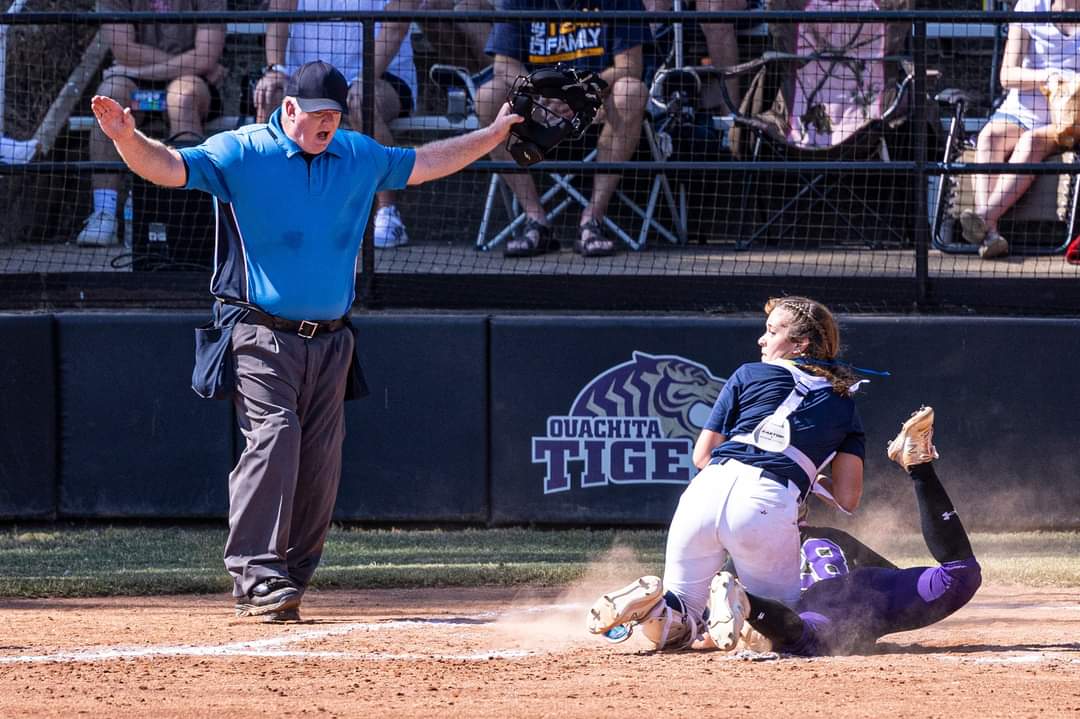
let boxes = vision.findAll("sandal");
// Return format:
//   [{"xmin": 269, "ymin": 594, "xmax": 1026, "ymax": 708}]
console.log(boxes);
[
  {"xmin": 504, "ymin": 219, "xmax": 559, "ymax": 257},
  {"xmin": 574, "ymin": 219, "xmax": 616, "ymax": 257}
]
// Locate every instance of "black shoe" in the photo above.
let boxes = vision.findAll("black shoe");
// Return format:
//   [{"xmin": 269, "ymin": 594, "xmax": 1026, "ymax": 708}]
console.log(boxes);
[
  {"xmin": 235, "ymin": 577, "xmax": 301, "ymax": 617},
  {"xmin": 262, "ymin": 606, "xmax": 303, "ymax": 623}
]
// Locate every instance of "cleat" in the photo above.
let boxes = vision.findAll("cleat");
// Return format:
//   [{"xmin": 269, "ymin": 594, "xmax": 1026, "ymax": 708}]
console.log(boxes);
[
  {"xmin": 707, "ymin": 571, "xmax": 750, "ymax": 652},
  {"xmin": 586, "ymin": 575, "xmax": 663, "ymax": 635},
  {"xmin": 886, "ymin": 405, "xmax": 940, "ymax": 471},
  {"xmin": 602, "ymin": 623, "xmax": 633, "ymax": 644}
]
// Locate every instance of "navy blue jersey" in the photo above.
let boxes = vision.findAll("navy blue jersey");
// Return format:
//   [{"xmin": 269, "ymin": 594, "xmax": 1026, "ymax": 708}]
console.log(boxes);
[
  {"xmin": 486, "ymin": 0, "xmax": 647, "ymax": 74},
  {"xmin": 704, "ymin": 362, "xmax": 865, "ymax": 490}
]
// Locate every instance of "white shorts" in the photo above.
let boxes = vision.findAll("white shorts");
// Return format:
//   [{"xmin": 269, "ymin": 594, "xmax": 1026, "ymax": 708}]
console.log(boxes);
[{"xmin": 662, "ymin": 459, "xmax": 803, "ymax": 626}]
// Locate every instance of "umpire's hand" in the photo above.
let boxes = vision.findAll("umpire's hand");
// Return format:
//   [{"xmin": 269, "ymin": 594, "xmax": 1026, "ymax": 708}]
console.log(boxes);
[{"xmin": 90, "ymin": 95, "xmax": 137, "ymax": 143}]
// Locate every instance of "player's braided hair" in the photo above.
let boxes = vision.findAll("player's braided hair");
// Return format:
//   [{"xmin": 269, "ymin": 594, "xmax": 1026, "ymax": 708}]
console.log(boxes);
[{"xmin": 764, "ymin": 296, "xmax": 859, "ymax": 396}]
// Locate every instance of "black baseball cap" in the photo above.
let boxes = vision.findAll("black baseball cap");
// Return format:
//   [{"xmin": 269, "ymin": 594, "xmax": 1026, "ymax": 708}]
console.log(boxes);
[{"xmin": 285, "ymin": 60, "xmax": 349, "ymax": 114}]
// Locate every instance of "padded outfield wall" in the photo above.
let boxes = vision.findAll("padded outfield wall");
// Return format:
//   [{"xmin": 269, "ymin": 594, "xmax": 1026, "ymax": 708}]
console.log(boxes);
[{"xmin": 1, "ymin": 312, "xmax": 1077, "ymax": 529}]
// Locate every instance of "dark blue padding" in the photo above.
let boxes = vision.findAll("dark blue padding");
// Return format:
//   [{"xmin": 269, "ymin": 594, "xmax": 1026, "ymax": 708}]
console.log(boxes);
[
  {"xmin": 57, "ymin": 312, "xmax": 233, "ymax": 517},
  {"xmin": 490, "ymin": 316, "xmax": 763, "ymax": 525},
  {"xmin": 337, "ymin": 314, "xmax": 488, "ymax": 522},
  {"xmin": 0, "ymin": 314, "xmax": 57, "ymax": 518},
  {"xmin": 842, "ymin": 316, "xmax": 1080, "ymax": 531},
  {"xmin": 490, "ymin": 315, "xmax": 1080, "ymax": 530}
]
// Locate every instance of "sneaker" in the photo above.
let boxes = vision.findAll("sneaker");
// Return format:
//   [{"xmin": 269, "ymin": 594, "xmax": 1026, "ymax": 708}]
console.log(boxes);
[
  {"xmin": 234, "ymin": 577, "xmax": 301, "ymax": 618},
  {"xmin": 76, "ymin": 209, "xmax": 118, "ymax": 246},
  {"xmin": 959, "ymin": 209, "xmax": 988, "ymax": 244},
  {"xmin": 586, "ymin": 575, "xmax": 663, "ymax": 635},
  {"xmin": 978, "ymin": 231, "xmax": 1009, "ymax": 260},
  {"xmin": 886, "ymin": 405, "xmax": 940, "ymax": 471},
  {"xmin": 373, "ymin": 205, "xmax": 409, "ymax": 248},
  {"xmin": 706, "ymin": 571, "xmax": 750, "ymax": 651}
]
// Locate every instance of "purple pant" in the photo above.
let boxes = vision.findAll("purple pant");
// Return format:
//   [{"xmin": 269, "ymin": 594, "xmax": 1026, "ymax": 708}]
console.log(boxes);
[{"xmin": 785, "ymin": 557, "xmax": 982, "ymax": 656}]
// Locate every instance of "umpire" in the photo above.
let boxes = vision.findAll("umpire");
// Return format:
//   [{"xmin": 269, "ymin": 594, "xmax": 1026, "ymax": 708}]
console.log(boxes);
[{"xmin": 89, "ymin": 60, "xmax": 523, "ymax": 621}]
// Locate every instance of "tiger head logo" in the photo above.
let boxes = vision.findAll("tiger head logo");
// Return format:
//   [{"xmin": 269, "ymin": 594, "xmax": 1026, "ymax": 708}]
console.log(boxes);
[
  {"xmin": 568, "ymin": 351, "xmax": 725, "ymax": 441},
  {"xmin": 533, "ymin": 352, "xmax": 726, "ymax": 493}
]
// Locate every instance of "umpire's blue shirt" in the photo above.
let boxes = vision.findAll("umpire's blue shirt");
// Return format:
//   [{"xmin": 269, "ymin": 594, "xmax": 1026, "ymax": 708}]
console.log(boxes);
[{"xmin": 179, "ymin": 108, "xmax": 416, "ymax": 320}]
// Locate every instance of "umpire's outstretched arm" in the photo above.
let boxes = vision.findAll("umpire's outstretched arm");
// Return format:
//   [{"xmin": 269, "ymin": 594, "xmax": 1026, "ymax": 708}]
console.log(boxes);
[
  {"xmin": 407, "ymin": 102, "xmax": 522, "ymax": 185},
  {"xmin": 89, "ymin": 95, "xmax": 187, "ymax": 188}
]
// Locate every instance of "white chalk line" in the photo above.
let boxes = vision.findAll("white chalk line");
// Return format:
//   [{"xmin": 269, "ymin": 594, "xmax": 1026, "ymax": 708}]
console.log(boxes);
[
  {"xmin": 935, "ymin": 653, "xmax": 1080, "ymax": 666},
  {"xmin": 0, "ymin": 604, "xmax": 592, "ymax": 666},
  {"xmin": 5, "ymin": 600, "xmax": 1076, "ymax": 667}
]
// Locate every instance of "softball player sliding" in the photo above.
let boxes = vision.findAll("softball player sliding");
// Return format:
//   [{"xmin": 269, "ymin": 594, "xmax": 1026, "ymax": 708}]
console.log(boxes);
[
  {"xmin": 588, "ymin": 296, "xmax": 868, "ymax": 650},
  {"xmin": 712, "ymin": 406, "xmax": 982, "ymax": 656}
]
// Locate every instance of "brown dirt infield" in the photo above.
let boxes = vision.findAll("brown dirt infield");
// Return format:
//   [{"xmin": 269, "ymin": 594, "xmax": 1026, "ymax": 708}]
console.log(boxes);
[{"xmin": 0, "ymin": 584, "xmax": 1078, "ymax": 718}]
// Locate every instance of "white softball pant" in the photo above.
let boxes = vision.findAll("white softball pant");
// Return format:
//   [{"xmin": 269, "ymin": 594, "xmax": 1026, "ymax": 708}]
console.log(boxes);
[{"xmin": 662, "ymin": 458, "xmax": 803, "ymax": 628}]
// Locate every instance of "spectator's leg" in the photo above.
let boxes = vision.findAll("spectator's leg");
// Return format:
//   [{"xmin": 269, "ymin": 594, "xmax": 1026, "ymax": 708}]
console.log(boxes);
[
  {"xmin": 982, "ymin": 125, "xmax": 1059, "ymax": 228},
  {"xmin": 475, "ymin": 57, "xmax": 546, "ymax": 223},
  {"xmin": 78, "ymin": 74, "xmax": 137, "ymax": 245},
  {"xmin": 165, "ymin": 74, "xmax": 212, "ymax": 141},
  {"xmin": 698, "ymin": 0, "xmax": 743, "ymax": 111},
  {"xmin": 422, "ymin": 0, "xmax": 492, "ymax": 65},
  {"xmin": 349, "ymin": 78, "xmax": 411, "ymax": 247},
  {"xmin": 349, "ymin": 78, "xmax": 403, "ymax": 198},
  {"xmin": 972, "ymin": 120, "xmax": 1021, "ymax": 224},
  {"xmin": 582, "ymin": 76, "xmax": 647, "ymax": 227}
]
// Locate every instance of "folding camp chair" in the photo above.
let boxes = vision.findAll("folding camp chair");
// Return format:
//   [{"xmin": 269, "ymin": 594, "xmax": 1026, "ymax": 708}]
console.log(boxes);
[
  {"xmin": 466, "ymin": 71, "xmax": 691, "ymax": 252},
  {"xmin": 719, "ymin": 0, "xmax": 925, "ymax": 250},
  {"xmin": 929, "ymin": 6, "xmax": 1080, "ymax": 256}
]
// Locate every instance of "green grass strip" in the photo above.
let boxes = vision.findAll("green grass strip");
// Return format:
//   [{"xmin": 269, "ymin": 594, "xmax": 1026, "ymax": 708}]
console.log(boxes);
[{"xmin": 0, "ymin": 526, "xmax": 1077, "ymax": 598}]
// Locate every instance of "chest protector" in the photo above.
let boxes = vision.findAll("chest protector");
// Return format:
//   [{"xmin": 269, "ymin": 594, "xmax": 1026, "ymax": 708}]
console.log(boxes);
[{"xmin": 730, "ymin": 360, "xmax": 835, "ymax": 484}]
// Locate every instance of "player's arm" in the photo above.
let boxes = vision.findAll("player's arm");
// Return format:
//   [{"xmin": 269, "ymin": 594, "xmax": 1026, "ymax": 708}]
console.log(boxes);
[
  {"xmin": 90, "ymin": 95, "xmax": 187, "ymax": 187},
  {"xmin": 819, "ymin": 451, "xmax": 863, "ymax": 513},
  {"xmin": 692, "ymin": 429, "xmax": 725, "ymax": 470},
  {"xmin": 407, "ymin": 102, "xmax": 523, "ymax": 184}
]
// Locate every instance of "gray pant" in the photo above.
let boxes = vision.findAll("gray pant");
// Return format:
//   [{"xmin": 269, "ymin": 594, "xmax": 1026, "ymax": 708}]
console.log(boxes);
[{"xmin": 224, "ymin": 321, "xmax": 354, "ymax": 599}]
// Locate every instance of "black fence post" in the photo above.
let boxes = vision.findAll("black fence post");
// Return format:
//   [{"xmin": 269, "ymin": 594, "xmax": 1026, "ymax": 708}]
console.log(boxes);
[
  {"xmin": 912, "ymin": 17, "xmax": 929, "ymax": 308},
  {"xmin": 358, "ymin": 19, "xmax": 377, "ymax": 308}
]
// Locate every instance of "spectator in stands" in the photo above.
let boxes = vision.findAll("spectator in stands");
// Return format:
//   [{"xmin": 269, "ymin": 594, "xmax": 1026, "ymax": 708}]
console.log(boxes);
[
  {"xmin": 643, "ymin": 0, "xmax": 745, "ymax": 111},
  {"xmin": 419, "ymin": 0, "xmax": 495, "ymax": 67},
  {"xmin": 476, "ymin": 0, "xmax": 649, "ymax": 257},
  {"xmin": 77, "ymin": 0, "xmax": 226, "ymax": 247},
  {"xmin": 253, "ymin": 0, "xmax": 420, "ymax": 248},
  {"xmin": 964, "ymin": 0, "xmax": 1080, "ymax": 260}
]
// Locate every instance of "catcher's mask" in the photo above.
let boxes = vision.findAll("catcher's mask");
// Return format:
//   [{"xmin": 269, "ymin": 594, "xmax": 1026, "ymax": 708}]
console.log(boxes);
[{"xmin": 505, "ymin": 64, "xmax": 608, "ymax": 167}]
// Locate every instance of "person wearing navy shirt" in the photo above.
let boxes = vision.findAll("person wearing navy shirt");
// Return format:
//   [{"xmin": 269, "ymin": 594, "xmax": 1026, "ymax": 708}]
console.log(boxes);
[
  {"xmin": 712, "ymin": 406, "xmax": 981, "ymax": 656},
  {"xmin": 587, "ymin": 296, "xmax": 867, "ymax": 650},
  {"xmin": 87, "ymin": 60, "xmax": 524, "ymax": 621},
  {"xmin": 476, "ymin": 0, "xmax": 649, "ymax": 257}
]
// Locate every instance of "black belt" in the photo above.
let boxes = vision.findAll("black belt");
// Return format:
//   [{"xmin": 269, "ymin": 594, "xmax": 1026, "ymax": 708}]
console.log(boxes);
[
  {"xmin": 714, "ymin": 457, "xmax": 808, "ymax": 500},
  {"xmin": 241, "ymin": 307, "xmax": 347, "ymax": 339}
]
